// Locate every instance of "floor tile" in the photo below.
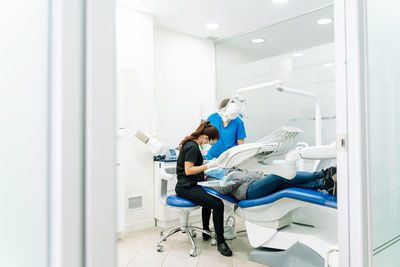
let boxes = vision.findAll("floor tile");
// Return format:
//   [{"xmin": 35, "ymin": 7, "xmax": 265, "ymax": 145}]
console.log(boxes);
[{"xmin": 117, "ymin": 215, "xmax": 269, "ymax": 267}]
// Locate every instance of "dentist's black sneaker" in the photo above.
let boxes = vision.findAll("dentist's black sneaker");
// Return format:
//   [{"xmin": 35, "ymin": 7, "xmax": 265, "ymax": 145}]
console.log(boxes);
[
  {"xmin": 202, "ymin": 233, "xmax": 211, "ymax": 241},
  {"xmin": 202, "ymin": 227, "xmax": 212, "ymax": 241},
  {"xmin": 217, "ymin": 242, "xmax": 232, "ymax": 257},
  {"xmin": 322, "ymin": 166, "xmax": 337, "ymax": 197}
]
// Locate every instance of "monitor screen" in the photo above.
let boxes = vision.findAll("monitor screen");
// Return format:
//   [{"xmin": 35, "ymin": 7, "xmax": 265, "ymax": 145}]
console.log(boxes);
[{"xmin": 169, "ymin": 149, "xmax": 176, "ymax": 157}]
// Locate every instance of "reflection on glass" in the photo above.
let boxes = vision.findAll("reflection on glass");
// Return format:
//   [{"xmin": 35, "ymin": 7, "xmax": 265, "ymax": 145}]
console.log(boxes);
[
  {"xmin": 216, "ymin": 5, "xmax": 334, "ymax": 70},
  {"xmin": 215, "ymin": 5, "xmax": 335, "ymax": 153},
  {"xmin": 366, "ymin": 0, "xmax": 400, "ymax": 266}
]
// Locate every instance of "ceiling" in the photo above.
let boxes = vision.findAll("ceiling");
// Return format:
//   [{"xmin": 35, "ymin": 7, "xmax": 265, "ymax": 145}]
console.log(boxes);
[{"xmin": 117, "ymin": 0, "xmax": 333, "ymax": 40}]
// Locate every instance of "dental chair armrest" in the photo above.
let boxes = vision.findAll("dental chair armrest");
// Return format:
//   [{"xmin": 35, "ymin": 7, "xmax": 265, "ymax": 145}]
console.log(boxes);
[
  {"xmin": 286, "ymin": 143, "xmax": 336, "ymax": 162},
  {"xmin": 299, "ymin": 143, "xmax": 336, "ymax": 160}
]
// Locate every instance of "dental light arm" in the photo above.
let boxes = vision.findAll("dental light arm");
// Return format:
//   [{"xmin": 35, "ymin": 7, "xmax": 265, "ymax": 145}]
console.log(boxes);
[
  {"xmin": 236, "ymin": 81, "xmax": 322, "ymax": 146},
  {"xmin": 236, "ymin": 80, "xmax": 282, "ymax": 95},
  {"xmin": 276, "ymin": 85, "xmax": 321, "ymax": 146}
]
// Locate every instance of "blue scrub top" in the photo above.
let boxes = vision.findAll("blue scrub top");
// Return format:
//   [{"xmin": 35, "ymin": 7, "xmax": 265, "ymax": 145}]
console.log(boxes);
[{"xmin": 206, "ymin": 112, "xmax": 246, "ymax": 160}]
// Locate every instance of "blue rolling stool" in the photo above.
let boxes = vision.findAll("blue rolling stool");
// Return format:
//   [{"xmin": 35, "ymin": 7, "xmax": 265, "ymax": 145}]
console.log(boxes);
[{"xmin": 156, "ymin": 169, "xmax": 216, "ymax": 257}]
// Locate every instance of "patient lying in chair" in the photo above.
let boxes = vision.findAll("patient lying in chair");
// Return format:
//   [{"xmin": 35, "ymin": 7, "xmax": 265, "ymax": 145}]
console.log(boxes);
[{"xmin": 206, "ymin": 166, "xmax": 337, "ymax": 200}]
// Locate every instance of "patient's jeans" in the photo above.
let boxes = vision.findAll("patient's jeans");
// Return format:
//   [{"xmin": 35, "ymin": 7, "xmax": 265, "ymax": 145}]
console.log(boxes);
[{"xmin": 246, "ymin": 171, "xmax": 324, "ymax": 199}]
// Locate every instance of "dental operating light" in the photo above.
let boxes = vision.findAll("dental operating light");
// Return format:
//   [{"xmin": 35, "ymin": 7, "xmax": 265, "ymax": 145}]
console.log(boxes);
[{"xmin": 135, "ymin": 130, "xmax": 167, "ymax": 156}]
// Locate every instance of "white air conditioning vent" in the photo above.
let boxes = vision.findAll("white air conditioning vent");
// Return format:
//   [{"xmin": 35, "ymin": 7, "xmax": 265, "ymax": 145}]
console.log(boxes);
[
  {"xmin": 128, "ymin": 196, "xmax": 142, "ymax": 210},
  {"xmin": 206, "ymin": 36, "xmax": 218, "ymax": 41}
]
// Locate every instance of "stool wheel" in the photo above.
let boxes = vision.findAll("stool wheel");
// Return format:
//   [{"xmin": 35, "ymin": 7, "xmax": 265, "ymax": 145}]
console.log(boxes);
[
  {"xmin": 191, "ymin": 231, "xmax": 197, "ymax": 238},
  {"xmin": 189, "ymin": 249, "xmax": 197, "ymax": 257},
  {"xmin": 211, "ymin": 239, "xmax": 217, "ymax": 246},
  {"xmin": 160, "ymin": 231, "xmax": 164, "ymax": 238},
  {"xmin": 156, "ymin": 245, "xmax": 164, "ymax": 252}
]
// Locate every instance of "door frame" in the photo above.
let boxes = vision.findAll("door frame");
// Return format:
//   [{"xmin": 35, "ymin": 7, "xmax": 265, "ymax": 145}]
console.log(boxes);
[
  {"xmin": 335, "ymin": 0, "xmax": 370, "ymax": 266},
  {"xmin": 49, "ymin": 0, "xmax": 116, "ymax": 266}
]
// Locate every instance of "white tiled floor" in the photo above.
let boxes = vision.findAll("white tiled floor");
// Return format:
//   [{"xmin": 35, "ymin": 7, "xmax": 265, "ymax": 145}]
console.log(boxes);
[{"xmin": 117, "ymin": 216, "xmax": 267, "ymax": 267}]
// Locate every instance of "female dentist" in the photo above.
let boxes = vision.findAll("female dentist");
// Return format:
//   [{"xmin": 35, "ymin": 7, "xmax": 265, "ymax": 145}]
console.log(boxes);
[
  {"xmin": 175, "ymin": 121, "xmax": 233, "ymax": 257},
  {"xmin": 206, "ymin": 97, "xmax": 247, "ymax": 160}
]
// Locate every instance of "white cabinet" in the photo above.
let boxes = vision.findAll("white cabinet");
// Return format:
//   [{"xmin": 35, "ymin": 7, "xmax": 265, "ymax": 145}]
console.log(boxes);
[{"xmin": 153, "ymin": 160, "xmax": 201, "ymax": 228}]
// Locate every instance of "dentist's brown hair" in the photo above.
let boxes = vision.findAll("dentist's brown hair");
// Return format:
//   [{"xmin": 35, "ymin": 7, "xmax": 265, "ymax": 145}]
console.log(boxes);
[{"xmin": 178, "ymin": 120, "xmax": 219, "ymax": 151}]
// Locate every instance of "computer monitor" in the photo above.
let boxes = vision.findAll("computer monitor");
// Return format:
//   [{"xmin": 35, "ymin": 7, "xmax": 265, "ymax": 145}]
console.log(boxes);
[{"xmin": 169, "ymin": 149, "xmax": 176, "ymax": 157}]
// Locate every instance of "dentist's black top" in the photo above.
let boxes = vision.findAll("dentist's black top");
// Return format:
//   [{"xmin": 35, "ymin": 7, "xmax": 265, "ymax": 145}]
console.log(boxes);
[
  {"xmin": 174, "ymin": 140, "xmax": 226, "ymax": 244},
  {"xmin": 176, "ymin": 140, "xmax": 204, "ymax": 188}
]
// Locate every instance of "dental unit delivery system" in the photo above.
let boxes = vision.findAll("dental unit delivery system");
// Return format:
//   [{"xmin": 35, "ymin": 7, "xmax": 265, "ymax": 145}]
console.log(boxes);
[{"xmin": 216, "ymin": 126, "xmax": 303, "ymax": 180}]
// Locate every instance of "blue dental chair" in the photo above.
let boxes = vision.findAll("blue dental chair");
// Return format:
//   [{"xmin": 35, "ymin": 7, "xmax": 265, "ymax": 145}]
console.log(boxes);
[{"xmin": 203, "ymin": 168, "xmax": 338, "ymax": 267}]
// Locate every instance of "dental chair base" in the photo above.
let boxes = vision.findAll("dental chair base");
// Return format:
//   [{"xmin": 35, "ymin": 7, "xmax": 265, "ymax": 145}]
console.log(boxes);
[
  {"xmin": 239, "ymin": 188, "xmax": 338, "ymax": 267},
  {"xmin": 249, "ymin": 242, "xmax": 331, "ymax": 267},
  {"xmin": 246, "ymin": 217, "xmax": 338, "ymax": 267}
]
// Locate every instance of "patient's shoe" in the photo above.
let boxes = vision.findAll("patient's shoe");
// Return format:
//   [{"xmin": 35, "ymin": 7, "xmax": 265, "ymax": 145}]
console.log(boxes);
[
  {"xmin": 322, "ymin": 166, "xmax": 337, "ymax": 196},
  {"xmin": 217, "ymin": 242, "xmax": 232, "ymax": 257},
  {"xmin": 322, "ymin": 166, "xmax": 336, "ymax": 179}
]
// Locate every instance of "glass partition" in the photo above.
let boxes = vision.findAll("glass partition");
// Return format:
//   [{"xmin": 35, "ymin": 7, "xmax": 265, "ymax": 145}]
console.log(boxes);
[
  {"xmin": 215, "ymin": 5, "xmax": 335, "ymax": 160},
  {"xmin": 0, "ymin": 1, "xmax": 49, "ymax": 266},
  {"xmin": 365, "ymin": 0, "xmax": 400, "ymax": 265}
]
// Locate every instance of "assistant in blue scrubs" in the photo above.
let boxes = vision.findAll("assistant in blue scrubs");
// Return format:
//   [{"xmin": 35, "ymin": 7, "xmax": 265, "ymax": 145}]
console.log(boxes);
[{"xmin": 206, "ymin": 98, "xmax": 247, "ymax": 159}]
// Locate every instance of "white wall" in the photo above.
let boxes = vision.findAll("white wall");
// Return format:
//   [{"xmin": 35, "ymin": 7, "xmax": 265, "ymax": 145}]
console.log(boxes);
[
  {"xmin": 154, "ymin": 26, "xmax": 216, "ymax": 148},
  {"xmin": 216, "ymin": 43, "xmax": 335, "ymax": 146},
  {"xmin": 116, "ymin": 6, "xmax": 155, "ymax": 231},
  {"xmin": 116, "ymin": 9, "xmax": 216, "ymax": 231},
  {"xmin": 0, "ymin": 1, "xmax": 48, "ymax": 266}
]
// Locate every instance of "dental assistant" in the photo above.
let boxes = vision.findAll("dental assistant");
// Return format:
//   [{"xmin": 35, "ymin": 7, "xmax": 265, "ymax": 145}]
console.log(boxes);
[
  {"xmin": 175, "ymin": 120, "xmax": 233, "ymax": 257},
  {"xmin": 206, "ymin": 98, "xmax": 247, "ymax": 160}
]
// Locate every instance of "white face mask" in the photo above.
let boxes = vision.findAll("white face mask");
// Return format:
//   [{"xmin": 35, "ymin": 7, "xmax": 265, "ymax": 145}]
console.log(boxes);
[
  {"xmin": 218, "ymin": 96, "xmax": 246, "ymax": 123},
  {"xmin": 200, "ymin": 144, "xmax": 212, "ymax": 155}
]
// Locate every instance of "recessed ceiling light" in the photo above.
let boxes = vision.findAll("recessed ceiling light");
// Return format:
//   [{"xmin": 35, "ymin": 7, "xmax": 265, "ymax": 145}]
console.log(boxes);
[
  {"xmin": 317, "ymin": 18, "xmax": 333, "ymax": 25},
  {"xmin": 272, "ymin": 0, "xmax": 288, "ymax": 3},
  {"xmin": 292, "ymin": 53, "xmax": 304, "ymax": 57},
  {"xmin": 205, "ymin": 23, "xmax": 220, "ymax": 30},
  {"xmin": 251, "ymin": 38, "xmax": 265, "ymax": 44},
  {"xmin": 324, "ymin": 63, "xmax": 334, "ymax": 67}
]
